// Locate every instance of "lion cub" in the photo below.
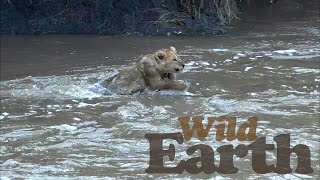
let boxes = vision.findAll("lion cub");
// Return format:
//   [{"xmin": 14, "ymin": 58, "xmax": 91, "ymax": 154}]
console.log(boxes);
[{"xmin": 103, "ymin": 47, "xmax": 187, "ymax": 94}]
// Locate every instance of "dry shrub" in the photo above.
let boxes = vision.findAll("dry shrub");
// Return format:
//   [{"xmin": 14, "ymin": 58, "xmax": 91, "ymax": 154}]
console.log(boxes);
[
  {"xmin": 212, "ymin": 0, "xmax": 239, "ymax": 24},
  {"xmin": 178, "ymin": 0, "xmax": 240, "ymax": 24}
]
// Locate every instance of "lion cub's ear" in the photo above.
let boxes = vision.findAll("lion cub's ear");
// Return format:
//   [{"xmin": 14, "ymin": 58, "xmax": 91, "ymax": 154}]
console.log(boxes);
[
  {"xmin": 155, "ymin": 50, "xmax": 165, "ymax": 61},
  {"xmin": 170, "ymin": 46, "xmax": 177, "ymax": 53}
]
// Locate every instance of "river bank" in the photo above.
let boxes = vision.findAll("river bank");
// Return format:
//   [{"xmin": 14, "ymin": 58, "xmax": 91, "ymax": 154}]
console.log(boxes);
[
  {"xmin": 2, "ymin": 0, "xmax": 318, "ymax": 36},
  {"xmin": 1, "ymin": 0, "xmax": 243, "ymax": 35}
]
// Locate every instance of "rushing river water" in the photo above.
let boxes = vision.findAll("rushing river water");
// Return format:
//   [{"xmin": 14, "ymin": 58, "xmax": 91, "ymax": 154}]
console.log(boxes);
[{"xmin": 1, "ymin": 2, "xmax": 320, "ymax": 179}]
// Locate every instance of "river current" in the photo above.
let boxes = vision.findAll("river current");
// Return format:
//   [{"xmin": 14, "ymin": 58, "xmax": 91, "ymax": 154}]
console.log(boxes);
[{"xmin": 1, "ymin": 2, "xmax": 320, "ymax": 179}]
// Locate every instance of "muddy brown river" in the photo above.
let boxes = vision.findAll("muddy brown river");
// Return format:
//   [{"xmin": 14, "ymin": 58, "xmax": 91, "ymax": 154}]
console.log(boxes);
[{"xmin": 1, "ymin": 1, "xmax": 320, "ymax": 179}]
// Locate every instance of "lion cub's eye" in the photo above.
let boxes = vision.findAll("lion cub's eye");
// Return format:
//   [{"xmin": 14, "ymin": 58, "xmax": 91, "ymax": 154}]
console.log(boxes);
[{"xmin": 173, "ymin": 59, "xmax": 178, "ymax": 61}]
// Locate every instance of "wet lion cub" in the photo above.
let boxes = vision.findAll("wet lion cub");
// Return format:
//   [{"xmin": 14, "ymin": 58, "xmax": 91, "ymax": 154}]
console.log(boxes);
[{"xmin": 103, "ymin": 47, "xmax": 187, "ymax": 94}]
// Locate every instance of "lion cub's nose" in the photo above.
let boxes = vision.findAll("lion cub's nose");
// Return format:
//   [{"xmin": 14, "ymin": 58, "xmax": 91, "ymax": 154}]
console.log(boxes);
[{"xmin": 182, "ymin": 64, "xmax": 185, "ymax": 68}]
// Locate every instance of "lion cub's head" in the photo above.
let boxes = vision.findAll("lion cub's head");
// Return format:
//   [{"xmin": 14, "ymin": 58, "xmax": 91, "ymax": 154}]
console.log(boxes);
[{"xmin": 154, "ymin": 47, "xmax": 185, "ymax": 73}]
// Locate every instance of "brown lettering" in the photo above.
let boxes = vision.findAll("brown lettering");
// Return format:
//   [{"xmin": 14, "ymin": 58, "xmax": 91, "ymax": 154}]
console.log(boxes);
[
  {"xmin": 184, "ymin": 144, "xmax": 216, "ymax": 174},
  {"xmin": 179, "ymin": 116, "xmax": 214, "ymax": 141},
  {"xmin": 217, "ymin": 144, "xmax": 248, "ymax": 174},
  {"xmin": 248, "ymin": 137, "xmax": 275, "ymax": 173},
  {"xmin": 145, "ymin": 133, "xmax": 185, "ymax": 173},
  {"xmin": 273, "ymin": 134, "xmax": 313, "ymax": 174},
  {"xmin": 237, "ymin": 116, "xmax": 258, "ymax": 141}
]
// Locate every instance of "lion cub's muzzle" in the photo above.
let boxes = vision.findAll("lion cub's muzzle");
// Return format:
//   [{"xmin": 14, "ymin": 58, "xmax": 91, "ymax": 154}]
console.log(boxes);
[{"xmin": 175, "ymin": 64, "xmax": 185, "ymax": 72}]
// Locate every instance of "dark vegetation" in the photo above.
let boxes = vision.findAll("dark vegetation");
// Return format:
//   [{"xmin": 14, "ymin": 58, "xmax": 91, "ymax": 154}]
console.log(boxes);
[{"xmin": 1, "ymin": 0, "xmax": 287, "ymax": 35}]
